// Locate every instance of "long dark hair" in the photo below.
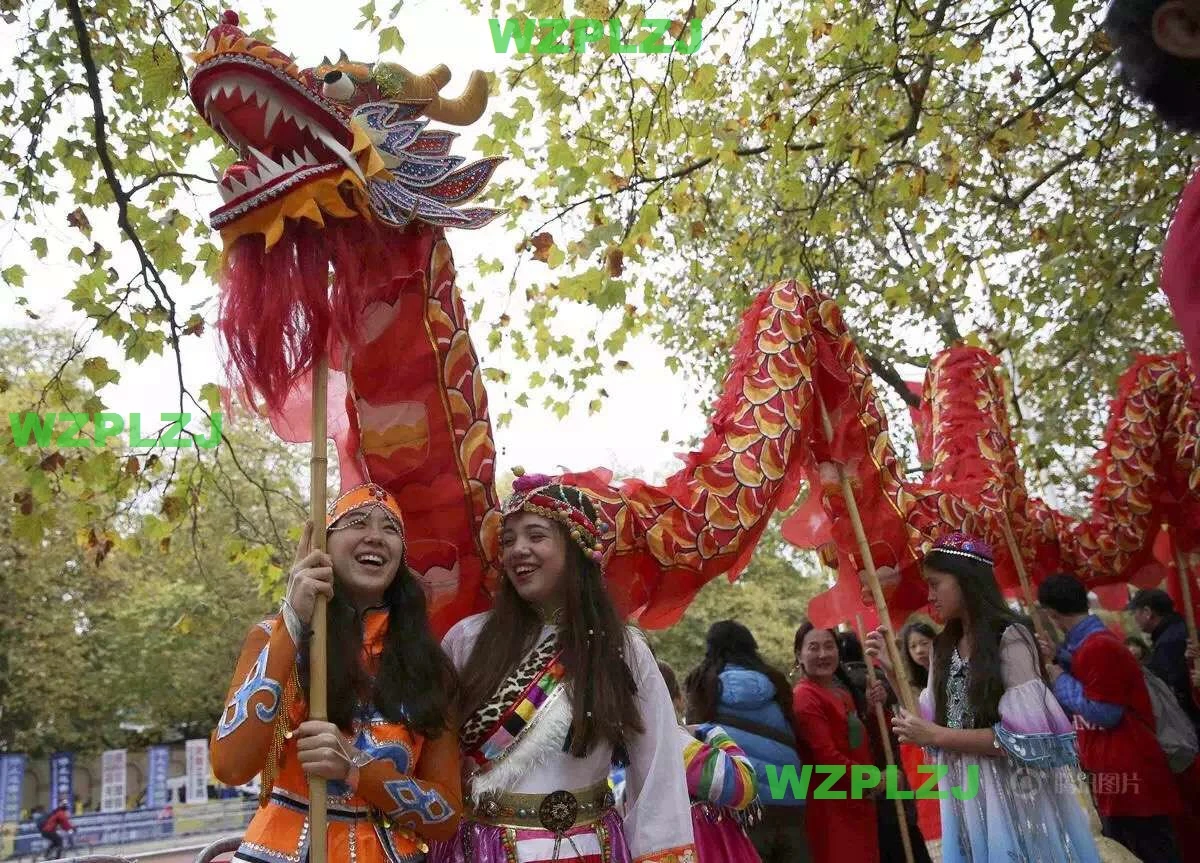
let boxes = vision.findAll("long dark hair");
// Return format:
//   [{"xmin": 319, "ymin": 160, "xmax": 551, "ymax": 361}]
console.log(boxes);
[
  {"xmin": 685, "ymin": 620, "xmax": 795, "ymax": 725},
  {"xmin": 925, "ymin": 550, "xmax": 1040, "ymax": 729},
  {"xmin": 300, "ymin": 565, "xmax": 457, "ymax": 738},
  {"xmin": 1106, "ymin": 0, "xmax": 1200, "ymax": 133},
  {"xmin": 899, "ymin": 619, "xmax": 937, "ymax": 689},
  {"xmin": 457, "ymin": 533, "xmax": 643, "ymax": 756},
  {"xmin": 794, "ymin": 622, "xmax": 867, "ymax": 719}
]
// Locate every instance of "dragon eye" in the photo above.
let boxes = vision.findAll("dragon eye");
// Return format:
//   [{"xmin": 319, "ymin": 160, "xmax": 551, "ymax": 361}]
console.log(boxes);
[{"xmin": 322, "ymin": 70, "xmax": 356, "ymax": 101}]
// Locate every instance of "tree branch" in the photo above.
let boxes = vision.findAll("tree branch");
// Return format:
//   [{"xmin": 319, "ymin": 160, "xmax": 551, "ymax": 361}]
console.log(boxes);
[
  {"xmin": 127, "ymin": 171, "xmax": 218, "ymax": 196},
  {"xmin": 66, "ymin": 0, "xmax": 188, "ymax": 419},
  {"xmin": 865, "ymin": 350, "xmax": 922, "ymax": 407},
  {"xmin": 989, "ymin": 149, "xmax": 1086, "ymax": 209}
]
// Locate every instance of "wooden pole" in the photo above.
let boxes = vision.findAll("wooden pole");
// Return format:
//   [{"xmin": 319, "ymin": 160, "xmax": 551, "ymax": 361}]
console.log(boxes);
[
  {"xmin": 308, "ymin": 358, "xmax": 329, "ymax": 863},
  {"xmin": 1172, "ymin": 539, "xmax": 1198, "ymax": 647},
  {"xmin": 815, "ymin": 390, "xmax": 918, "ymax": 714},
  {"xmin": 998, "ymin": 514, "xmax": 1050, "ymax": 643},
  {"xmin": 857, "ymin": 615, "xmax": 916, "ymax": 863}
]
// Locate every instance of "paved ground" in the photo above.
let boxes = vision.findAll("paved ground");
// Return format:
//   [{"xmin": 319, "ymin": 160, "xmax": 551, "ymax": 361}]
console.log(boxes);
[{"xmin": 32, "ymin": 832, "xmax": 238, "ymax": 863}]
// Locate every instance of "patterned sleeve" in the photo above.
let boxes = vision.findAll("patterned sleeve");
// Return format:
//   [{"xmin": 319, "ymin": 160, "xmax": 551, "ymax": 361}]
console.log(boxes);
[
  {"xmin": 621, "ymin": 630, "xmax": 698, "ymax": 863},
  {"xmin": 684, "ymin": 724, "xmax": 757, "ymax": 809},
  {"xmin": 355, "ymin": 726, "xmax": 463, "ymax": 841},
  {"xmin": 210, "ymin": 616, "xmax": 296, "ymax": 786}
]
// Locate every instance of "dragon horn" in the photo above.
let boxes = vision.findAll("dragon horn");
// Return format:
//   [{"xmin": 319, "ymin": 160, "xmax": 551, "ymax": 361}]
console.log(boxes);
[
  {"xmin": 321, "ymin": 55, "xmax": 332, "ymax": 66},
  {"xmin": 338, "ymin": 49, "xmax": 349, "ymax": 62},
  {"xmin": 423, "ymin": 68, "xmax": 490, "ymax": 126},
  {"xmin": 373, "ymin": 62, "xmax": 490, "ymax": 126}
]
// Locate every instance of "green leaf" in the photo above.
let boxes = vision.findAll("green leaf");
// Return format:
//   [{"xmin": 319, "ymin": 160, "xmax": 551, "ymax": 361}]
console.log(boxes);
[
  {"xmin": 556, "ymin": 268, "xmax": 605, "ymax": 302},
  {"xmin": 2, "ymin": 265, "xmax": 26, "ymax": 288},
  {"xmin": 1051, "ymin": 0, "xmax": 1073, "ymax": 31},
  {"xmin": 129, "ymin": 46, "xmax": 179, "ymax": 104},
  {"xmin": 82, "ymin": 357, "xmax": 120, "ymax": 388},
  {"xmin": 378, "ymin": 25, "xmax": 405, "ymax": 55},
  {"xmin": 200, "ymin": 383, "xmax": 222, "ymax": 413}
]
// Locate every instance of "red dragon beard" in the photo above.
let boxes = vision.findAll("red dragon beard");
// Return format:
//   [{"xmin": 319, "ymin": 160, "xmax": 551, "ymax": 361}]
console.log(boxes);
[{"xmin": 217, "ymin": 217, "xmax": 432, "ymax": 412}]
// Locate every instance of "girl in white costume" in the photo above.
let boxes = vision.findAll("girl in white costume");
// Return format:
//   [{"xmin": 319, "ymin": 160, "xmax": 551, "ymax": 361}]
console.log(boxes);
[{"xmin": 427, "ymin": 473, "xmax": 696, "ymax": 863}]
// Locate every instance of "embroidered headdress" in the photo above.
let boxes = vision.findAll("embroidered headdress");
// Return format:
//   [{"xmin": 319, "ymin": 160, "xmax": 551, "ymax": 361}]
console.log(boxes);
[
  {"xmin": 930, "ymin": 532, "xmax": 993, "ymax": 565},
  {"xmin": 326, "ymin": 482, "xmax": 406, "ymax": 541},
  {"xmin": 501, "ymin": 469, "xmax": 610, "ymax": 563}
]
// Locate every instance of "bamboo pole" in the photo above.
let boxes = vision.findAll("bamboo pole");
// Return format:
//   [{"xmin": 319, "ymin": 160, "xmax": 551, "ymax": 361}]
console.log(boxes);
[
  {"xmin": 308, "ymin": 358, "xmax": 329, "ymax": 863},
  {"xmin": 857, "ymin": 615, "xmax": 916, "ymax": 863},
  {"xmin": 1173, "ymin": 539, "xmax": 1198, "ymax": 647},
  {"xmin": 998, "ymin": 514, "xmax": 1050, "ymax": 643},
  {"xmin": 815, "ymin": 390, "xmax": 918, "ymax": 714}
]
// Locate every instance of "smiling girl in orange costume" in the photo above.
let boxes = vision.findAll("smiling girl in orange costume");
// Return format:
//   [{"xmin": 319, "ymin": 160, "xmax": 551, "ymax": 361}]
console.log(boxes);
[{"xmin": 211, "ymin": 483, "xmax": 462, "ymax": 863}]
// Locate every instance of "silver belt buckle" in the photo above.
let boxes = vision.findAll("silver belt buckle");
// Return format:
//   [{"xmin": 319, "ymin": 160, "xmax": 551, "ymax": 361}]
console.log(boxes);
[{"xmin": 539, "ymin": 789, "xmax": 579, "ymax": 833}]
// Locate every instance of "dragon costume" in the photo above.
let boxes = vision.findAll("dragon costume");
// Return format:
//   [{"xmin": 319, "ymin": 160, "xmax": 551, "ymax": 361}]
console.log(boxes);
[
  {"xmin": 781, "ymin": 289, "xmax": 1200, "ymax": 627},
  {"xmin": 189, "ymin": 7, "xmax": 1199, "ymax": 652},
  {"xmin": 189, "ymin": 11, "xmax": 821, "ymax": 640}
]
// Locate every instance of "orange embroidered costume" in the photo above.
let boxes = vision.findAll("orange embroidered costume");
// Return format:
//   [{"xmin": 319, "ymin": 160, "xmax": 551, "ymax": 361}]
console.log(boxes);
[{"xmin": 211, "ymin": 484, "xmax": 463, "ymax": 863}]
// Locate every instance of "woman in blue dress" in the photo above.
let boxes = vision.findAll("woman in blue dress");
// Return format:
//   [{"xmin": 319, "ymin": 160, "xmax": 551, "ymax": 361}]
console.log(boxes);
[{"xmin": 867, "ymin": 533, "xmax": 1099, "ymax": 863}]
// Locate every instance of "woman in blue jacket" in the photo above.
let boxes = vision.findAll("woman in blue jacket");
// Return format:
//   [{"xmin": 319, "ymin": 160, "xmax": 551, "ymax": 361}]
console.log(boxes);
[{"xmin": 685, "ymin": 620, "xmax": 812, "ymax": 863}]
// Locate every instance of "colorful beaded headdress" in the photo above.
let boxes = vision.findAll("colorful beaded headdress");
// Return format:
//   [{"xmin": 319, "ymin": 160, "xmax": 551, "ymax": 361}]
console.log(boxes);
[
  {"xmin": 326, "ymin": 482, "xmax": 406, "ymax": 541},
  {"xmin": 500, "ymin": 469, "xmax": 610, "ymax": 563},
  {"xmin": 930, "ymin": 532, "xmax": 993, "ymax": 565}
]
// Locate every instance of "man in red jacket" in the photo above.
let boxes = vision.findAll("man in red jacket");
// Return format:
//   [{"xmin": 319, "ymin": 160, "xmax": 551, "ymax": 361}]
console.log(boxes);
[
  {"xmin": 1039, "ymin": 574, "xmax": 1183, "ymax": 862},
  {"xmin": 38, "ymin": 801, "xmax": 75, "ymax": 860}
]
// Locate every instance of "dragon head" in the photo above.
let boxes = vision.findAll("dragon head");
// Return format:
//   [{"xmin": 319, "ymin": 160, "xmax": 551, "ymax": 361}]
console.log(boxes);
[{"xmin": 188, "ymin": 10, "xmax": 501, "ymax": 247}]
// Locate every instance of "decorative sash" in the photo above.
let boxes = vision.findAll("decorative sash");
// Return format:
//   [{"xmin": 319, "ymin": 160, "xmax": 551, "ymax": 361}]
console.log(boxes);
[{"xmin": 460, "ymin": 631, "xmax": 566, "ymax": 768}]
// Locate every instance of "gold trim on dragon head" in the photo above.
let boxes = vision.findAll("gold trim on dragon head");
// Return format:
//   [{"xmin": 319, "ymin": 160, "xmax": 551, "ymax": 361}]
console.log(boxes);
[{"xmin": 187, "ymin": 10, "xmax": 502, "ymax": 248}]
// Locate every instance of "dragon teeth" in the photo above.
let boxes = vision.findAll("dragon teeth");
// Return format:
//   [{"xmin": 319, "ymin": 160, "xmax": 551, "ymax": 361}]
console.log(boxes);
[
  {"xmin": 263, "ymin": 100, "xmax": 281, "ymax": 138},
  {"xmin": 314, "ymin": 125, "xmax": 363, "ymax": 181},
  {"xmin": 247, "ymin": 145, "xmax": 280, "ymax": 179},
  {"xmin": 225, "ymin": 175, "xmax": 250, "ymax": 197}
]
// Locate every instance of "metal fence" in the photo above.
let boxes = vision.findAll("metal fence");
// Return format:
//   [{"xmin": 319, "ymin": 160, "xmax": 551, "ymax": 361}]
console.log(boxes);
[{"xmin": 4, "ymin": 799, "xmax": 255, "ymax": 859}]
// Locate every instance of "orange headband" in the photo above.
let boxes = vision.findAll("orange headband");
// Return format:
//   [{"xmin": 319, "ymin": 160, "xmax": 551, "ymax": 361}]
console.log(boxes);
[{"xmin": 326, "ymin": 483, "xmax": 406, "ymax": 536}]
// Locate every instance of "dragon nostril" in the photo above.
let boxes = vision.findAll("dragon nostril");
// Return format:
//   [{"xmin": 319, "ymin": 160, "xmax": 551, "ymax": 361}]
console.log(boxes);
[{"xmin": 323, "ymin": 70, "xmax": 342, "ymax": 84}]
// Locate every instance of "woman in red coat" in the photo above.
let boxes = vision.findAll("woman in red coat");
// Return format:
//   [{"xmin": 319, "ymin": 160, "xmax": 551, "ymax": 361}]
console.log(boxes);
[{"xmin": 792, "ymin": 623, "xmax": 880, "ymax": 863}]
